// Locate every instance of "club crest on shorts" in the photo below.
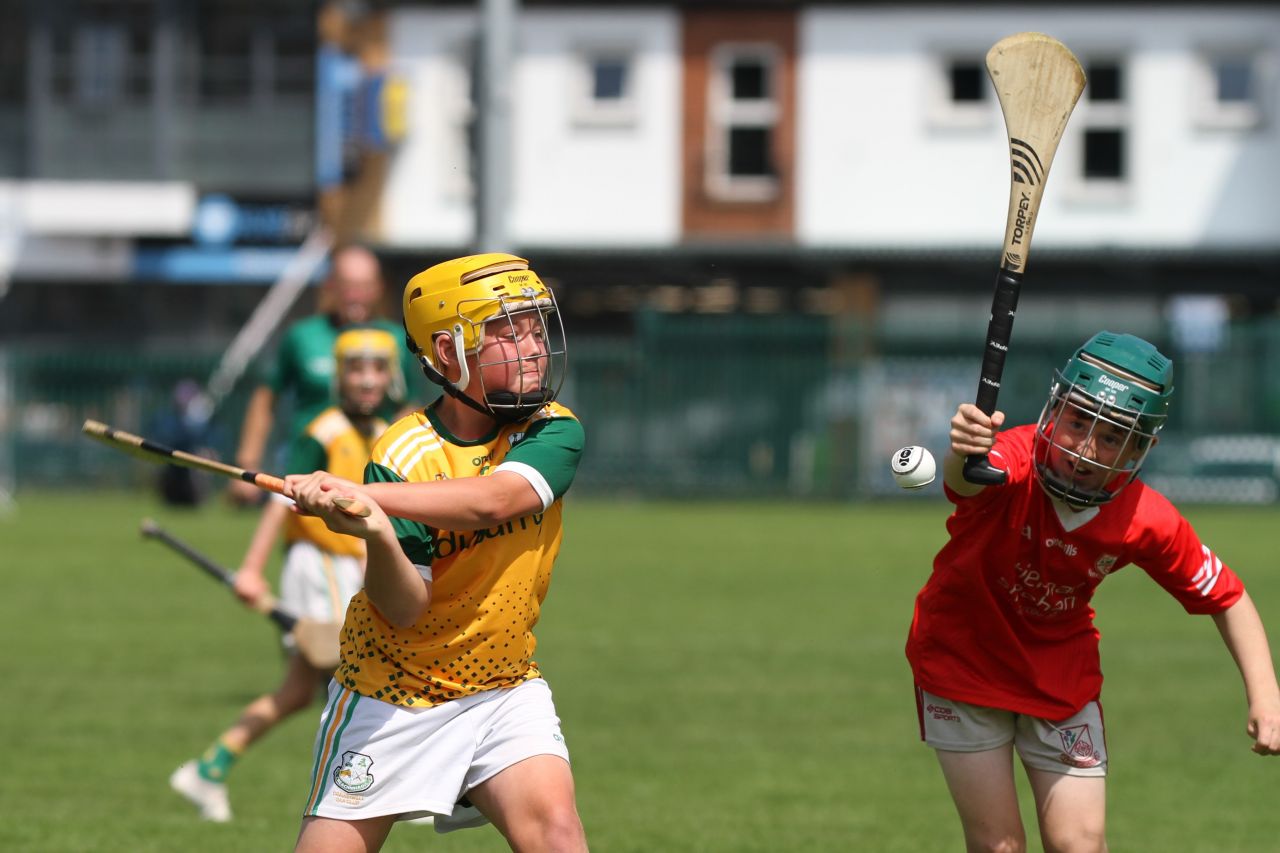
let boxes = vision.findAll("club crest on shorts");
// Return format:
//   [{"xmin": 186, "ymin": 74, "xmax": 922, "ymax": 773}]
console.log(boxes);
[
  {"xmin": 1056, "ymin": 724, "xmax": 1102, "ymax": 768},
  {"xmin": 334, "ymin": 751, "xmax": 375, "ymax": 793}
]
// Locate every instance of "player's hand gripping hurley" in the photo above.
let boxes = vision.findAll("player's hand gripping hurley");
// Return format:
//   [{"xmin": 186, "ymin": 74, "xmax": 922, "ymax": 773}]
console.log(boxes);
[
  {"xmin": 81, "ymin": 419, "xmax": 369, "ymax": 517},
  {"xmin": 963, "ymin": 33, "xmax": 1085, "ymax": 485}
]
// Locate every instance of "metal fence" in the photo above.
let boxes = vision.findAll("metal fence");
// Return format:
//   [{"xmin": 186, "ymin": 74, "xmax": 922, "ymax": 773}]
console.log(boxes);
[{"xmin": 5, "ymin": 313, "xmax": 1280, "ymax": 502}]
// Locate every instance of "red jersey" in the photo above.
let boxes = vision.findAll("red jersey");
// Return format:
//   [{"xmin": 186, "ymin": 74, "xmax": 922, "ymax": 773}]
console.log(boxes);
[{"xmin": 906, "ymin": 424, "xmax": 1243, "ymax": 719}]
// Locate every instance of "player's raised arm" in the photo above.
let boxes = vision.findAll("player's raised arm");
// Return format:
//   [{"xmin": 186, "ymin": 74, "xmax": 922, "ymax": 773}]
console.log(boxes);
[{"xmin": 1211, "ymin": 590, "xmax": 1280, "ymax": 755}]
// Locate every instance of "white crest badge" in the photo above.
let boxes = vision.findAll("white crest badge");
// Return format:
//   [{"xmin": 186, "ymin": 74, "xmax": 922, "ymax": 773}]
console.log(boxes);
[{"xmin": 333, "ymin": 751, "xmax": 375, "ymax": 794}]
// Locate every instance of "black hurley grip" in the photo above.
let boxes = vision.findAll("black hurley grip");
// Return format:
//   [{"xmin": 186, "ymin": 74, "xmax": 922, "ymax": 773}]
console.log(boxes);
[{"xmin": 963, "ymin": 266, "xmax": 1024, "ymax": 486}]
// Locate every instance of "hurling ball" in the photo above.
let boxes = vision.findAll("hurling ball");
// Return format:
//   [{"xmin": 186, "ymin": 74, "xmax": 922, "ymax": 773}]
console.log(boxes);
[{"xmin": 891, "ymin": 445, "xmax": 936, "ymax": 490}]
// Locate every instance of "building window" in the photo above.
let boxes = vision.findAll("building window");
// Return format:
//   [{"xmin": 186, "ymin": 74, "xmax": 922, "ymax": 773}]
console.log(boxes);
[
  {"xmin": 573, "ymin": 51, "xmax": 636, "ymax": 126},
  {"xmin": 1078, "ymin": 59, "xmax": 1128, "ymax": 189},
  {"xmin": 929, "ymin": 54, "xmax": 992, "ymax": 129},
  {"xmin": 195, "ymin": 5, "xmax": 314, "ymax": 105},
  {"xmin": 1083, "ymin": 128, "xmax": 1124, "ymax": 179},
  {"xmin": 950, "ymin": 62, "xmax": 986, "ymax": 103},
  {"xmin": 1194, "ymin": 51, "xmax": 1265, "ymax": 129},
  {"xmin": 707, "ymin": 45, "xmax": 778, "ymax": 201},
  {"xmin": 72, "ymin": 24, "xmax": 130, "ymax": 109}
]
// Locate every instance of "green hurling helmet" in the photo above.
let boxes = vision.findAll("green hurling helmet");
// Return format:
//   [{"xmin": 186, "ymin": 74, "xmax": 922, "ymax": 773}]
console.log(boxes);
[{"xmin": 1033, "ymin": 332, "xmax": 1174, "ymax": 508}]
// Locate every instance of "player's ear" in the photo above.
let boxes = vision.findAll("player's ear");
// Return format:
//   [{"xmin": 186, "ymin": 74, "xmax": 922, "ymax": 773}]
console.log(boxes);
[{"xmin": 432, "ymin": 332, "xmax": 464, "ymax": 383}]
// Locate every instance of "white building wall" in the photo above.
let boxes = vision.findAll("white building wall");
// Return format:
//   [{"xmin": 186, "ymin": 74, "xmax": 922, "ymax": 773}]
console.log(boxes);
[
  {"xmin": 383, "ymin": 10, "xmax": 479, "ymax": 248},
  {"xmin": 383, "ymin": 7, "xmax": 681, "ymax": 249},
  {"xmin": 386, "ymin": 5, "xmax": 1279, "ymax": 253},
  {"xmin": 512, "ymin": 10, "xmax": 681, "ymax": 246},
  {"xmin": 798, "ymin": 6, "xmax": 1280, "ymax": 251}
]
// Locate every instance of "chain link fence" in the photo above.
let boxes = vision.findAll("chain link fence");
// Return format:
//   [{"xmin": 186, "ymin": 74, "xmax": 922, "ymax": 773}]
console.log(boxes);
[{"xmin": 5, "ymin": 313, "xmax": 1280, "ymax": 502}]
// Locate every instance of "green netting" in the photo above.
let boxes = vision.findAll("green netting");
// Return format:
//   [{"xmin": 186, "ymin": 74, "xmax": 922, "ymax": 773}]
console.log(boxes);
[{"xmin": 5, "ymin": 314, "xmax": 1280, "ymax": 501}]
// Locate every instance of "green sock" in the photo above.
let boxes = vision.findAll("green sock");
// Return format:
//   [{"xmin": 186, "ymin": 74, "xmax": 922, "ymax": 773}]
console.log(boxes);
[{"xmin": 196, "ymin": 740, "xmax": 239, "ymax": 783}]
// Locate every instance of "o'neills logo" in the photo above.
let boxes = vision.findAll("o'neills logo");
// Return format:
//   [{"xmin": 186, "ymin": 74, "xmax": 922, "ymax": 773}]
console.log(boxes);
[{"xmin": 1098, "ymin": 374, "xmax": 1129, "ymax": 394}]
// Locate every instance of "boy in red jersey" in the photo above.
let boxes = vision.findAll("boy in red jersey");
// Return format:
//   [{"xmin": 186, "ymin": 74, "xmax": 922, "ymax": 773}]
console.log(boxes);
[{"xmin": 907, "ymin": 331, "xmax": 1280, "ymax": 852}]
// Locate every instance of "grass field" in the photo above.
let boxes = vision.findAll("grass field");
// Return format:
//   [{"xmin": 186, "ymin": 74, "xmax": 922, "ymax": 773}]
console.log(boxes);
[{"xmin": 3, "ymin": 492, "xmax": 1280, "ymax": 851}]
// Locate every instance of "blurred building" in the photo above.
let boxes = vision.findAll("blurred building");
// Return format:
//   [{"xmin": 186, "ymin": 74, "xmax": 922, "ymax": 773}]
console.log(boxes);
[
  {"xmin": 0, "ymin": 0, "xmax": 320, "ymax": 347},
  {"xmin": 1, "ymin": 1, "xmax": 1277, "ymax": 340}
]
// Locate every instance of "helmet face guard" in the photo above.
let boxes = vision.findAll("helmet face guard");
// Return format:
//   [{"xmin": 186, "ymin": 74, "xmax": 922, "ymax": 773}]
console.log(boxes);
[
  {"xmin": 403, "ymin": 254, "xmax": 567, "ymax": 423},
  {"xmin": 1032, "ymin": 332, "xmax": 1173, "ymax": 509},
  {"xmin": 450, "ymin": 291, "xmax": 567, "ymax": 422},
  {"xmin": 1033, "ymin": 377, "xmax": 1163, "ymax": 508}
]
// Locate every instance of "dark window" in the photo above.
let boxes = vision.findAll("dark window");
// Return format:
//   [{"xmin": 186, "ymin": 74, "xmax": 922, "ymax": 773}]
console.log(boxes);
[
  {"xmin": 950, "ymin": 62, "xmax": 985, "ymax": 102},
  {"xmin": 1084, "ymin": 129, "xmax": 1124, "ymax": 179},
  {"xmin": 0, "ymin": 5, "xmax": 27, "ymax": 104},
  {"xmin": 1088, "ymin": 63, "xmax": 1122, "ymax": 102},
  {"xmin": 728, "ymin": 127, "xmax": 772, "ymax": 177},
  {"xmin": 731, "ymin": 59, "xmax": 768, "ymax": 100},
  {"xmin": 195, "ymin": 4, "xmax": 314, "ymax": 103},
  {"xmin": 1215, "ymin": 59, "xmax": 1252, "ymax": 102},
  {"xmin": 592, "ymin": 58, "xmax": 628, "ymax": 101}
]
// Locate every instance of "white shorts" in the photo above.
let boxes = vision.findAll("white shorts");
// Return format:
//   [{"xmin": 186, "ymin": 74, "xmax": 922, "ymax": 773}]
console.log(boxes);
[
  {"xmin": 278, "ymin": 541, "xmax": 362, "ymax": 652},
  {"xmin": 916, "ymin": 687, "xmax": 1108, "ymax": 777},
  {"xmin": 302, "ymin": 677, "xmax": 571, "ymax": 832}
]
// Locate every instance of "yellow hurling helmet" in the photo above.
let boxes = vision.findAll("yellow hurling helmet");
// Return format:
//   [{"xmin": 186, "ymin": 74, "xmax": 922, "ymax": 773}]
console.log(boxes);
[
  {"xmin": 402, "ymin": 253, "xmax": 566, "ymax": 422},
  {"xmin": 333, "ymin": 328, "xmax": 404, "ymax": 410}
]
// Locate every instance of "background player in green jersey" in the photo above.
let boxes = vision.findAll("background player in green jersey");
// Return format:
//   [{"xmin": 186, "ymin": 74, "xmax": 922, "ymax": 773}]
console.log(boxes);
[
  {"xmin": 228, "ymin": 244, "xmax": 415, "ymax": 505},
  {"xmin": 171, "ymin": 329, "xmax": 397, "ymax": 822}
]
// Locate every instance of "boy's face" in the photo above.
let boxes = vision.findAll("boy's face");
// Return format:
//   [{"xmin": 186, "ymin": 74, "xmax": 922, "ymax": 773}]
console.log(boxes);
[
  {"xmin": 472, "ymin": 311, "xmax": 550, "ymax": 397},
  {"xmin": 339, "ymin": 356, "xmax": 392, "ymax": 416},
  {"xmin": 1043, "ymin": 399, "xmax": 1147, "ymax": 492}
]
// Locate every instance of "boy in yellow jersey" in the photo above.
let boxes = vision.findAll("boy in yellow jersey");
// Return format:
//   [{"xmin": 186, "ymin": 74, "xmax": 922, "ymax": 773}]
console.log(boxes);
[
  {"xmin": 283, "ymin": 254, "xmax": 587, "ymax": 852},
  {"xmin": 170, "ymin": 329, "xmax": 398, "ymax": 822}
]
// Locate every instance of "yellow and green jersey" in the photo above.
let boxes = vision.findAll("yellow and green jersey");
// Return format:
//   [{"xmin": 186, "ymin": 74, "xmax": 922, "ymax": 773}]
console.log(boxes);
[
  {"xmin": 285, "ymin": 407, "xmax": 388, "ymax": 558},
  {"xmin": 334, "ymin": 400, "xmax": 584, "ymax": 707}
]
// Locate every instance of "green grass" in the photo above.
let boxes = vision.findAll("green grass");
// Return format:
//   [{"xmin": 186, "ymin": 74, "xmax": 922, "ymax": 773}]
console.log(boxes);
[{"xmin": 2, "ymin": 493, "xmax": 1280, "ymax": 851}]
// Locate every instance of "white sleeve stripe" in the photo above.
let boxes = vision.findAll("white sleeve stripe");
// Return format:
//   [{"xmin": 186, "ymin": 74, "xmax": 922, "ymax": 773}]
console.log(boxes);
[
  {"xmin": 493, "ymin": 460, "xmax": 554, "ymax": 511},
  {"xmin": 1194, "ymin": 546, "xmax": 1222, "ymax": 596},
  {"xmin": 414, "ymin": 563, "xmax": 433, "ymax": 582}
]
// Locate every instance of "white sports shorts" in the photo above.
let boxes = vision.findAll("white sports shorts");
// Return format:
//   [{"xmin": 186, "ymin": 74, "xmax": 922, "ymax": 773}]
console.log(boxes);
[
  {"xmin": 916, "ymin": 687, "xmax": 1108, "ymax": 777},
  {"xmin": 278, "ymin": 540, "xmax": 362, "ymax": 651},
  {"xmin": 302, "ymin": 677, "xmax": 571, "ymax": 831}
]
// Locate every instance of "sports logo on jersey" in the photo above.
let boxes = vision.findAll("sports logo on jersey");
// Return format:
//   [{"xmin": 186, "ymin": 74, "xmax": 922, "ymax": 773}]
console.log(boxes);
[
  {"xmin": 1056, "ymin": 725, "xmax": 1102, "ymax": 768},
  {"xmin": 509, "ymin": 431, "xmax": 525, "ymax": 446},
  {"xmin": 1090, "ymin": 554, "xmax": 1119, "ymax": 580},
  {"xmin": 334, "ymin": 751, "xmax": 375, "ymax": 793}
]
